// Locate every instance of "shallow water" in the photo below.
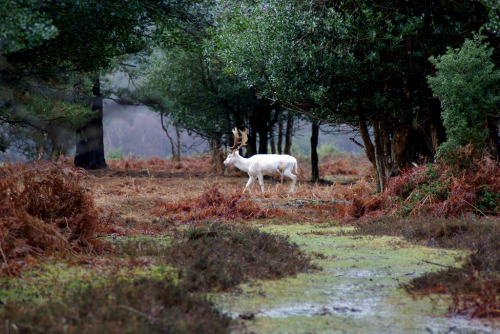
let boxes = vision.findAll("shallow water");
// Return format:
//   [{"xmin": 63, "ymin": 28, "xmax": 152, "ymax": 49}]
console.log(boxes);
[{"xmin": 217, "ymin": 224, "xmax": 499, "ymax": 334}]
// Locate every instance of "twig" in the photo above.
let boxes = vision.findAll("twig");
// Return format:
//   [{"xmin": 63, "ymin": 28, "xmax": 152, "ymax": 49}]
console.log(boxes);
[
  {"xmin": 119, "ymin": 305, "xmax": 153, "ymax": 321},
  {"xmin": 349, "ymin": 137, "xmax": 365, "ymax": 149},
  {"xmin": 421, "ymin": 260, "xmax": 458, "ymax": 270},
  {"xmin": 0, "ymin": 242, "xmax": 8, "ymax": 266},
  {"xmin": 460, "ymin": 199, "xmax": 486, "ymax": 217}
]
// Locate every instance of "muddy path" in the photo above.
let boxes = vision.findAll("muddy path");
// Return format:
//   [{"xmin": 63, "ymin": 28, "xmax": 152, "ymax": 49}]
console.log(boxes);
[{"xmin": 217, "ymin": 224, "xmax": 498, "ymax": 334}]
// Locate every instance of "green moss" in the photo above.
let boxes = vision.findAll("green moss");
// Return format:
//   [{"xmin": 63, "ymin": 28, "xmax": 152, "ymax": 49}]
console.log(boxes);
[
  {"xmin": 1, "ymin": 259, "xmax": 177, "ymax": 305},
  {"xmin": 218, "ymin": 224, "xmax": 494, "ymax": 334}
]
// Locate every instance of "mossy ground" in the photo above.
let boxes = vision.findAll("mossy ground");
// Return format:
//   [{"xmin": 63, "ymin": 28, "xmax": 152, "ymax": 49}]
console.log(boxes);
[{"xmin": 218, "ymin": 224, "xmax": 499, "ymax": 333}]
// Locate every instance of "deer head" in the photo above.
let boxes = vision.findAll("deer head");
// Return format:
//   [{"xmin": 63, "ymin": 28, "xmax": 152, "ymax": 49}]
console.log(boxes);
[{"xmin": 224, "ymin": 128, "xmax": 248, "ymax": 165}]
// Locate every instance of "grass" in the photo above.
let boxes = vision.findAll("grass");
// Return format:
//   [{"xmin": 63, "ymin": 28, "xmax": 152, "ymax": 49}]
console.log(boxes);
[
  {"xmin": 1, "ymin": 278, "xmax": 231, "ymax": 334},
  {"xmin": 0, "ymin": 154, "xmax": 498, "ymax": 332},
  {"xmin": 354, "ymin": 216, "xmax": 500, "ymax": 318}
]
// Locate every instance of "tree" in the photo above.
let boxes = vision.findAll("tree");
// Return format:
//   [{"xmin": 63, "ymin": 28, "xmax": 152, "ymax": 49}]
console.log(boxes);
[
  {"xmin": 428, "ymin": 32, "xmax": 500, "ymax": 160},
  {"xmin": 1, "ymin": 0, "xmax": 198, "ymax": 167},
  {"xmin": 211, "ymin": 0, "xmax": 494, "ymax": 191}
]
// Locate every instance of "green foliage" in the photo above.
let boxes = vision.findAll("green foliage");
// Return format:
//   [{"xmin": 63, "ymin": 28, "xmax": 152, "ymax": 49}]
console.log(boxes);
[
  {"xmin": 317, "ymin": 143, "xmax": 342, "ymax": 158},
  {"xmin": 2, "ymin": 0, "xmax": 173, "ymax": 72},
  {"xmin": 428, "ymin": 32, "xmax": 500, "ymax": 157},
  {"xmin": 0, "ymin": 0, "xmax": 58, "ymax": 54},
  {"xmin": 106, "ymin": 147, "xmax": 125, "ymax": 160},
  {"xmin": 481, "ymin": 0, "xmax": 500, "ymax": 34},
  {"xmin": 476, "ymin": 186, "xmax": 500, "ymax": 213},
  {"xmin": 0, "ymin": 0, "xmax": 203, "ymax": 160},
  {"xmin": 140, "ymin": 46, "xmax": 255, "ymax": 144},
  {"xmin": 0, "ymin": 78, "xmax": 96, "ymax": 158}
]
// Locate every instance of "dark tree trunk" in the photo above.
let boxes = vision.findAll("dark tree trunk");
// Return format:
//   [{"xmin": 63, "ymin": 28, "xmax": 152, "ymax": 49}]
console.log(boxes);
[
  {"xmin": 358, "ymin": 109, "xmax": 381, "ymax": 191},
  {"xmin": 175, "ymin": 125, "xmax": 181, "ymax": 161},
  {"xmin": 310, "ymin": 121, "xmax": 320, "ymax": 182},
  {"xmin": 74, "ymin": 78, "xmax": 107, "ymax": 169},
  {"xmin": 391, "ymin": 124, "xmax": 410, "ymax": 170},
  {"xmin": 277, "ymin": 120, "xmax": 284, "ymax": 154},
  {"xmin": 211, "ymin": 138, "xmax": 225, "ymax": 174},
  {"xmin": 258, "ymin": 127, "xmax": 268, "ymax": 154},
  {"xmin": 284, "ymin": 114, "xmax": 293, "ymax": 155},
  {"xmin": 428, "ymin": 99, "xmax": 447, "ymax": 156},
  {"xmin": 270, "ymin": 129, "xmax": 276, "ymax": 154}
]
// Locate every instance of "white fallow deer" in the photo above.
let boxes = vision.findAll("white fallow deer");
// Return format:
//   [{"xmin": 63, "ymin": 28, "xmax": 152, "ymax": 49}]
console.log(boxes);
[{"xmin": 224, "ymin": 128, "xmax": 298, "ymax": 194}]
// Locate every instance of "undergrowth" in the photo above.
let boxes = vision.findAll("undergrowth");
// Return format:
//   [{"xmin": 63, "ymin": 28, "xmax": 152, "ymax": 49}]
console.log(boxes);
[
  {"xmin": 334, "ymin": 148, "xmax": 500, "ymax": 222},
  {"xmin": 152, "ymin": 187, "xmax": 285, "ymax": 224},
  {"xmin": 107, "ymin": 155, "xmax": 214, "ymax": 174},
  {"xmin": 355, "ymin": 216, "xmax": 500, "ymax": 318},
  {"xmin": 1, "ymin": 278, "xmax": 231, "ymax": 334},
  {"xmin": 165, "ymin": 222, "xmax": 319, "ymax": 292},
  {"xmin": 344, "ymin": 148, "xmax": 500, "ymax": 319},
  {"xmin": 0, "ymin": 162, "xmax": 104, "ymax": 276}
]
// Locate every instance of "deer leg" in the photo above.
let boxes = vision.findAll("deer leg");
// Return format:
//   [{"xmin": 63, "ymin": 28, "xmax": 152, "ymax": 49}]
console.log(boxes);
[
  {"xmin": 276, "ymin": 168, "xmax": 284, "ymax": 184},
  {"xmin": 244, "ymin": 176, "xmax": 256, "ymax": 193},
  {"xmin": 257, "ymin": 173, "xmax": 265, "ymax": 193},
  {"xmin": 283, "ymin": 170, "xmax": 297, "ymax": 193}
]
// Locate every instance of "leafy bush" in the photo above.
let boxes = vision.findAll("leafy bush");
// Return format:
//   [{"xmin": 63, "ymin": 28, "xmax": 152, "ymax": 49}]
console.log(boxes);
[
  {"xmin": 317, "ymin": 143, "xmax": 341, "ymax": 158},
  {"xmin": 427, "ymin": 32, "xmax": 500, "ymax": 157},
  {"xmin": 105, "ymin": 147, "xmax": 125, "ymax": 160}
]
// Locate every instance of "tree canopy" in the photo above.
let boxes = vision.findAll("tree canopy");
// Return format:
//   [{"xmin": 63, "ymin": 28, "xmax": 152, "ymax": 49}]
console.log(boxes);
[
  {"xmin": 0, "ymin": 0, "xmax": 498, "ymax": 183},
  {"xmin": 209, "ymin": 0, "xmax": 498, "ymax": 190},
  {"xmin": 0, "ymin": 0, "xmax": 198, "ymax": 163}
]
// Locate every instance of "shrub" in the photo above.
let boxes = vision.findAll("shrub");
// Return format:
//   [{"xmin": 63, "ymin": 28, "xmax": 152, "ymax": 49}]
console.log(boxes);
[
  {"xmin": 0, "ymin": 162, "xmax": 102, "ymax": 276},
  {"xmin": 428, "ymin": 32, "xmax": 500, "ymax": 157},
  {"xmin": 1, "ymin": 278, "xmax": 231, "ymax": 334},
  {"xmin": 165, "ymin": 222, "xmax": 318, "ymax": 292},
  {"xmin": 152, "ymin": 187, "xmax": 284, "ymax": 224},
  {"xmin": 336, "ymin": 149, "xmax": 500, "ymax": 222}
]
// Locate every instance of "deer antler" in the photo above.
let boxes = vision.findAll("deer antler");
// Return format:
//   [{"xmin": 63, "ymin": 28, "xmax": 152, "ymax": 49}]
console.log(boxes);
[
  {"xmin": 230, "ymin": 128, "xmax": 248, "ymax": 152},
  {"xmin": 230, "ymin": 128, "xmax": 240, "ymax": 151},
  {"xmin": 238, "ymin": 128, "xmax": 248, "ymax": 150}
]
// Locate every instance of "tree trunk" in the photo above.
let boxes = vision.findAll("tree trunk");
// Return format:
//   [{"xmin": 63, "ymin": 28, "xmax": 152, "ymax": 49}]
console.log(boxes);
[
  {"xmin": 175, "ymin": 125, "xmax": 181, "ymax": 161},
  {"xmin": 310, "ymin": 121, "xmax": 320, "ymax": 182},
  {"xmin": 74, "ymin": 78, "xmax": 107, "ymax": 169},
  {"xmin": 161, "ymin": 113, "xmax": 178, "ymax": 161},
  {"xmin": 258, "ymin": 127, "xmax": 268, "ymax": 154},
  {"xmin": 372, "ymin": 118, "xmax": 388, "ymax": 192},
  {"xmin": 284, "ymin": 114, "xmax": 293, "ymax": 155},
  {"xmin": 277, "ymin": 120, "xmax": 284, "ymax": 154},
  {"xmin": 211, "ymin": 139, "xmax": 225, "ymax": 174},
  {"xmin": 270, "ymin": 129, "xmax": 276, "ymax": 154},
  {"xmin": 428, "ymin": 99, "xmax": 446, "ymax": 156},
  {"xmin": 391, "ymin": 124, "xmax": 410, "ymax": 171},
  {"xmin": 358, "ymin": 110, "xmax": 380, "ymax": 191}
]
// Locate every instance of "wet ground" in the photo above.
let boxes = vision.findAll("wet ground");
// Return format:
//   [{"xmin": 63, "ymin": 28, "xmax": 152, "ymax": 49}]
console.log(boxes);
[{"xmin": 217, "ymin": 224, "xmax": 499, "ymax": 334}]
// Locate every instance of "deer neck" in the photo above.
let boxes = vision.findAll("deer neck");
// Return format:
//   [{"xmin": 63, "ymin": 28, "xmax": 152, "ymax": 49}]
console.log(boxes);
[{"xmin": 233, "ymin": 154, "xmax": 250, "ymax": 173}]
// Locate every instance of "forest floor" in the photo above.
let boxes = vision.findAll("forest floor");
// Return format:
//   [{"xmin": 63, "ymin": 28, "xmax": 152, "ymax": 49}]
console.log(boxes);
[
  {"xmin": 86, "ymin": 167, "xmax": 499, "ymax": 333},
  {"xmin": 1, "ymin": 155, "xmax": 499, "ymax": 333}
]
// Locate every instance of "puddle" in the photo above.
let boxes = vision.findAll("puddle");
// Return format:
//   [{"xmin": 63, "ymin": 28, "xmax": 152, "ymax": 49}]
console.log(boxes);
[{"xmin": 216, "ymin": 224, "xmax": 499, "ymax": 334}]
